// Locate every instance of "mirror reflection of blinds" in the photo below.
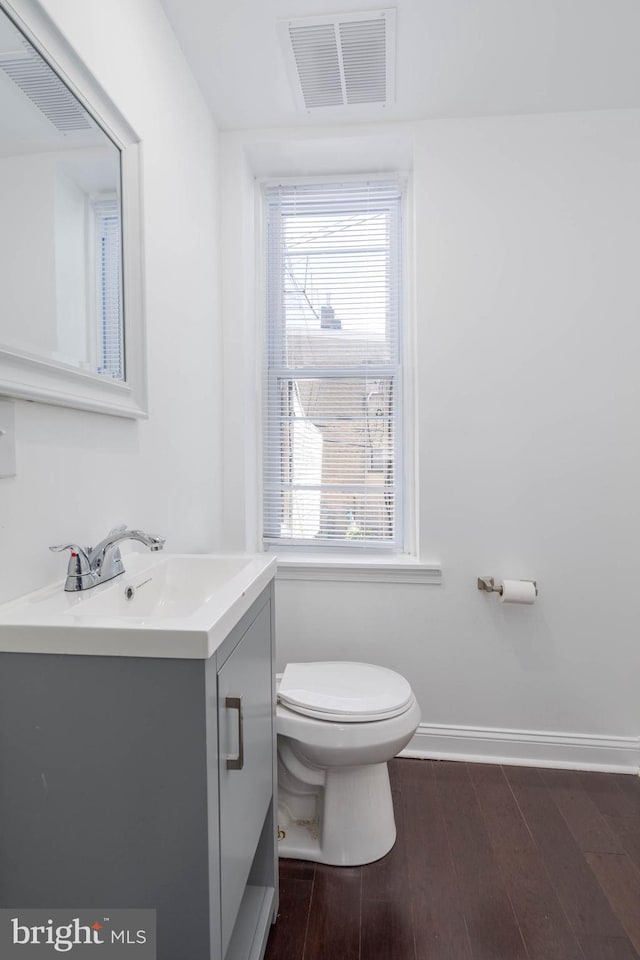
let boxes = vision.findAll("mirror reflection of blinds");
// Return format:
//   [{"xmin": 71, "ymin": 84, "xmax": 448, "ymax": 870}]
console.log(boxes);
[
  {"xmin": 264, "ymin": 178, "xmax": 403, "ymax": 549},
  {"xmin": 94, "ymin": 197, "xmax": 124, "ymax": 380}
]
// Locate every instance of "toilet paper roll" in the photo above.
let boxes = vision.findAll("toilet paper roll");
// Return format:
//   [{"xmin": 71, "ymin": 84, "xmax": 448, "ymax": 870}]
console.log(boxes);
[{"xmin": 499, "ymin": 579, "xmax": 537, "ymax": 604}]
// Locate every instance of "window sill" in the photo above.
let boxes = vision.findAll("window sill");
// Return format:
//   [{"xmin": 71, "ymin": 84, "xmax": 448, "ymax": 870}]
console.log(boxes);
[{"xmin": 274, "ymin": 554, "xmax": 442, "ymax": 585}]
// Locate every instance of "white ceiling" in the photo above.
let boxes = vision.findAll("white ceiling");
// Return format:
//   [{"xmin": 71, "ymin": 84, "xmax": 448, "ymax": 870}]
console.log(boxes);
[
  {"xmin": 0, "ymin": 6, "xmax": 114, "ymax": 156},
  {"xmin": 158, "ymin": 0, "xmax": 640, "ymax": 131}
]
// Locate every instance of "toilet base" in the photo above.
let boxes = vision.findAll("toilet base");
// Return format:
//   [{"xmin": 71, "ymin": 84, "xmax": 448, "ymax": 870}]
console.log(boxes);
[{"xmin": 277, "ymin": 760, "xmax": 396, "ymax": 866}]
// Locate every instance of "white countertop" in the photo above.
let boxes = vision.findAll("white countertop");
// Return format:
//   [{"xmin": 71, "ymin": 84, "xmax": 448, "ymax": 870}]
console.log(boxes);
[{"xmin": 0, "ymin": 553, "xmax": 277, "ymax": 659}]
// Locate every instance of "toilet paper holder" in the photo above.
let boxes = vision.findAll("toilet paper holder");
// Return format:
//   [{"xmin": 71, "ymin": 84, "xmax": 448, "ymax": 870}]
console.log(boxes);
[
  {"xmin": 477, "ymin": 576, "xmax": 538, "ymax": 596},
  {"xmin": 477, "ymin": 576, "xmax": 503, "ymax": 594}
]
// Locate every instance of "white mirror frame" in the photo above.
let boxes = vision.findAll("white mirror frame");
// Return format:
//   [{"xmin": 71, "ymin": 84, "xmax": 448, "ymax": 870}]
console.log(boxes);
[{"xmin": 0, "ymin": 0, "xmax": 147, "ymax": 418}]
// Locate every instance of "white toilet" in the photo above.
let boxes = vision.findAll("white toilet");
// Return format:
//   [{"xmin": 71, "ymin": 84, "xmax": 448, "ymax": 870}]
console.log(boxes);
[{"xmin": 276, "ymin": 661, "xmax": 421, "ymax": 866}]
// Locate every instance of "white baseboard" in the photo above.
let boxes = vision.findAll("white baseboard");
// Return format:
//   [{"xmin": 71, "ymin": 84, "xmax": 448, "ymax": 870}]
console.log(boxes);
[{"xmin": 400, "ymin": 722, "xmax": 640, "ymax": 774}]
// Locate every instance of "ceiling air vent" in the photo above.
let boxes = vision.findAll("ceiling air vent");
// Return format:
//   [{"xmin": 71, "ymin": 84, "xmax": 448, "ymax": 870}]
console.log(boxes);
[
  {"xmin": 279, "ymin": 9, "xmax": 396, "ymax": 112},
  {"xmin": 0, "ymin": 42, "xmax": 93, "ymax": 133}
]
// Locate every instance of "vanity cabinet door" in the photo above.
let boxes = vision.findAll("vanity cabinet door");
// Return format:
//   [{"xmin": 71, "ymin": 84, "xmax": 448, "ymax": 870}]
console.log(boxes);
[{"xmin": 217, "ymin": 602, "xmax": 274, "ymax": 956}]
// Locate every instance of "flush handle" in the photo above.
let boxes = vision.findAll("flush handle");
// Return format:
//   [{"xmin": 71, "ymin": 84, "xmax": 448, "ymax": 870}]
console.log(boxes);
[{"xmin": 225, "ymin": 696, "xmax": 244, "ymax": 770}]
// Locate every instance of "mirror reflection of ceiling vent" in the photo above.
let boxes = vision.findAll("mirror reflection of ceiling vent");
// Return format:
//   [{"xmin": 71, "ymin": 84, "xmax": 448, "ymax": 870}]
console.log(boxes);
[
  {"xmin": 0, "ymin": 42, "xmax": 93, "ymax": 133},
  {"xmin": 278, "ymin": 9, "xmax": 396, "ymax": 112}
]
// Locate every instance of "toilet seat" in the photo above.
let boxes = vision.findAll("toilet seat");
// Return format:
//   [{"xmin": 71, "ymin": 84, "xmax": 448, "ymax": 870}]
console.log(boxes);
[{"xmin": 278, "ymin": 661, "xmax": 413, "ymax": 722}]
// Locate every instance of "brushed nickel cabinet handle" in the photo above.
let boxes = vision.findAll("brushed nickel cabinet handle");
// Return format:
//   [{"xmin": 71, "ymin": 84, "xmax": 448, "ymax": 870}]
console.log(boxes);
[{"xmin": 225, "ymin": 696, "xmax": 244, "ymax": 770}]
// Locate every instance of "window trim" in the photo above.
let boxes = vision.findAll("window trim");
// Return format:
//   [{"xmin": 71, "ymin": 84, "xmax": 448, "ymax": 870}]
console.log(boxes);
[
  {"xmin": 260, "ymin": 173, "xmax": 413, "ymax": 555},
  {"xmin": 275, "ymin": 555, "xmax": 441, "ymax": 584}
]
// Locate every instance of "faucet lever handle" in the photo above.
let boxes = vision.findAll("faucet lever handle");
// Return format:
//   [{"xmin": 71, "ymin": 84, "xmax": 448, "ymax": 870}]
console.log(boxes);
[
  {"xmin": 107, "ymin": 524, "xmax": 128, "ymax": 537},
  {"xmin": 49, "ymin": 544, "xmax": 93, "ymax": 584},
  {"xmin": 49, "ymin": 542, "xmax": 89, "ymax": 559}
]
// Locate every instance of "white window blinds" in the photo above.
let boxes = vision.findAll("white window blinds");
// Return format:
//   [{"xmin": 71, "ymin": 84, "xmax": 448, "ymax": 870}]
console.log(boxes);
[
  {"xmin": 93, "ymin": 197, "xmax": 124, "ymax": 380},
  {"xmin": 264, "ymin": 178, "xmax": 403, "ymax": 549}
]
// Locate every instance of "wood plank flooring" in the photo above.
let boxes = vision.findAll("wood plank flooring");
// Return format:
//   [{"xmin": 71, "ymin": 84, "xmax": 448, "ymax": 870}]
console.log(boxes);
[{"xmin": 265, "ymin": 759, "xmax": 640, "ymax": 960}]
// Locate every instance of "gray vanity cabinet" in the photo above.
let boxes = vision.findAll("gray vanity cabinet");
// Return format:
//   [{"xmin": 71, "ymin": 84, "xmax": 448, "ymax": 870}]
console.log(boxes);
[
  {"xmin": 0, "ymin": 582, "xmax": 278, "ymax": 960},
  {"xmin": 217, "ymin": 598, "xmax": 277, "ymax": 959}
]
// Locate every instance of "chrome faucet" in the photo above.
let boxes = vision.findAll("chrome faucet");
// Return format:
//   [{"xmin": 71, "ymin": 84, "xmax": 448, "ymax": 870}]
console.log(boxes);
[{"xmin": 50, "ymin": 525, "xmax": 166, "ymax": 592}]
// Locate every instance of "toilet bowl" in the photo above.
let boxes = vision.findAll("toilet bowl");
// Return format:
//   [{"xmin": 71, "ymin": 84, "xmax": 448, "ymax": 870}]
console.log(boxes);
[{"xmin": 276, "ymin": 661, "xmax": 421, "ymax": 866}]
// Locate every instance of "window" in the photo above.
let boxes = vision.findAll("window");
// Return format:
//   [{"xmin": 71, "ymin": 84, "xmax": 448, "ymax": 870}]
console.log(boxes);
[
  {"xmin": 92, "ymin": 196, "xmax": 124, "ymax": 380},
  {"xmin": 263, "ymin": 178, "xmax": 404, "ymax": 550}
]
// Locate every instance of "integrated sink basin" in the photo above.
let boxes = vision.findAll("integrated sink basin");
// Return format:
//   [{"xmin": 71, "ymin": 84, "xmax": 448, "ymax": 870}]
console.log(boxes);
[
  {"xmin": 0, "ymin": 553, "xmax": 277, "ymax": 658},
  {"xmin": 78, "ymin": 555, "xmax": 255, "ymax": 620}
]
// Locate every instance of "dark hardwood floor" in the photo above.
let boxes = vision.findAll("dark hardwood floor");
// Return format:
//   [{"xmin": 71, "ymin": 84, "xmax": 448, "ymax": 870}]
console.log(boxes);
[{"xmin": 265, "ymin": 758, "xmax": 640, "ymax": 960}]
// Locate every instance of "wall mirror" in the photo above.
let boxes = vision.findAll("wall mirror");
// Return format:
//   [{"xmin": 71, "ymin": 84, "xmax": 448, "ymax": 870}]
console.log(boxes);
[{"xmin": 0, "ymin": 0, "xmax": 146, "ymax": 417}]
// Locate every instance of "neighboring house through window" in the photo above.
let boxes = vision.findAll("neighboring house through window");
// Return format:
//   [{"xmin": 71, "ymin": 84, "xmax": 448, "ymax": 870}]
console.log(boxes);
[{"xmin": 263, "ymin": 177, "xmax": 404, "ymax": 550}]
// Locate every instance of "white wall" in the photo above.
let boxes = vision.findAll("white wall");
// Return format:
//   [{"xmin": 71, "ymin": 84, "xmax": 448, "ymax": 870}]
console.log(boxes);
[
  {"xmin": 54, "ymin": 165, "xmax": 87, "ymax": 365},
  {"xmin": 3, "ymin": 1, "xmax": 637, "ymax": 766},
  {"xmin": 410, "ymin": 110, "xmax": 640, "ymax": 740},
  {"xmin": 0, "ymin": 154, "xmax": 57, "ymax": 354},
  {"xmin": 219, "ymin": 142, "xmax": 260, "ymax": 553},
  {"xmin": 0, "ymin": 0, "xmax": 223, "ymax": 602},
  {"xmin": 220, "ymin": 110, "xmax": 640, "ymax": 760}
]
